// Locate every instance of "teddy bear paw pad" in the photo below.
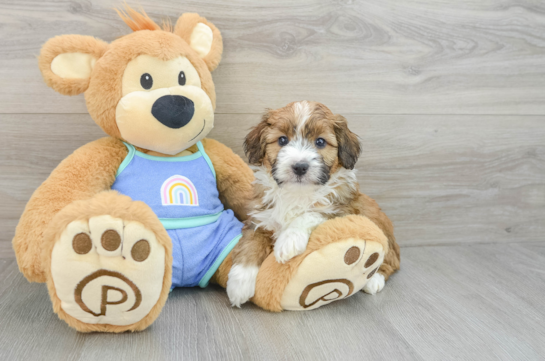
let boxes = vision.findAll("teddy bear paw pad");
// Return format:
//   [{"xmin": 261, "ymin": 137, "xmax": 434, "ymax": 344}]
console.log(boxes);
[
  {"xmin": 280, "ymin": 238, "xmax": 384, "ymax": 311},
  {"xmin": 50, "ymin": 215, "xmax": 165, "ymax": 326}
]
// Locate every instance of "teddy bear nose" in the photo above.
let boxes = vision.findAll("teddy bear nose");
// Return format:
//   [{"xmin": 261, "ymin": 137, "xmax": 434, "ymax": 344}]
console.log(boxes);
[{"xmin": 151, "ymin": 95, "xmax": 195, "ymax": 129}]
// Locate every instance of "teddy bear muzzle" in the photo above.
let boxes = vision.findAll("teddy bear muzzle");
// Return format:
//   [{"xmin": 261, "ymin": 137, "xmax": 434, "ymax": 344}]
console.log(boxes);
[{"xmin": 115, "ymin": 85, "xmax": 214, "ymax": 155}]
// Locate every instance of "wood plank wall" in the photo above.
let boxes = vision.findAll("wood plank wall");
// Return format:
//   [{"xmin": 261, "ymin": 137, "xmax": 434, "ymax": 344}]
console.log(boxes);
[{"xmin": 0, "ymin": 0, "xmax": 544, "ymax": 257}]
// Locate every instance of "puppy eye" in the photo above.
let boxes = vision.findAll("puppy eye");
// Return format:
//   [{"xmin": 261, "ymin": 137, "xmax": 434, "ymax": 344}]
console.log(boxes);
[
  {"xmin": 278, "ymin": 136, "xmax": 289, "ymax": 146},
  {"xmin": 178, "ymin": 71, "xmax": 186, "ymax": 86},
  {"xmin": 140, "ymin": 73, "xmax": 153, "ymax": 90},
  {"xmin": 315, "ymin": 138, "xmax": 326, "ymax": 148}
]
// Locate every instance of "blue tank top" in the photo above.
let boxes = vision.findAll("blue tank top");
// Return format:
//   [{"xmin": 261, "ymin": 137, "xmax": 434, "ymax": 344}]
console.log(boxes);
[
  {"xmin": 112, "ymin": 141, "xmax": 244, "ymax": 288},
  {"xmin": 112, "ymin": 141, "xmax": 223, "ymax": 228}
]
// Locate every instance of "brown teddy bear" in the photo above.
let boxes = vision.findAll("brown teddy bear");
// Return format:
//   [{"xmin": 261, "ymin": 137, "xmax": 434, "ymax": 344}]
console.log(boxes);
[{"xmin": 12, "ymin": 6, "xmax": 399, "ymax": 333}]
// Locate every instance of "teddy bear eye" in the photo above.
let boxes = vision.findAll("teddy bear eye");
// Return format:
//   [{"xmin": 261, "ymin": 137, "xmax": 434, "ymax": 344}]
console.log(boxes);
[
  {"xmin": 178, "ymin": 71, "xmax": 186, "ymax": 86},
  {"xmin": 278, "ymin": 136, "xmax": 289, "ymax": 146},
  {"xmin": 140, "ymin": 73, "xmax": 153, "ymax": 90}
]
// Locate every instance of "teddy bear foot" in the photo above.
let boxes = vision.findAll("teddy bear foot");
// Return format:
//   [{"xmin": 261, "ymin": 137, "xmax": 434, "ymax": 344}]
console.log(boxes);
[
  {"xmin": 251, "ymin": 215, "xmax": 388, "ymax": 312},
  {"xmin": 280, "ymin": 238, "xmax": 384, "ymax": 310},
  {"xmin": 43, "ymin": 192, "xmax": 172, "ymax": 332},
  {"xmin": 50, "ymin": 216, "xmax": 166, "ymax": 327}
]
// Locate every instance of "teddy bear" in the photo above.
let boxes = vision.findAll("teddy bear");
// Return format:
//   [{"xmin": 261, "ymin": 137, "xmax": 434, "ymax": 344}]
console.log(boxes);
[{"xmin": 12, "ymin": 6, "xmax": 400, "ymax": 333}]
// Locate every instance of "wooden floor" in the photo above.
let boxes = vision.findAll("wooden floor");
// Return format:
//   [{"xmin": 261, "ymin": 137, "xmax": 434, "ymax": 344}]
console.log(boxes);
[
  {"xmin": 1, "ymin": 243, "xmax": 544, "ymax": 360},
  {"xmin": 0, "ymin": 0, "xmax": 544, "ymax": 360}
]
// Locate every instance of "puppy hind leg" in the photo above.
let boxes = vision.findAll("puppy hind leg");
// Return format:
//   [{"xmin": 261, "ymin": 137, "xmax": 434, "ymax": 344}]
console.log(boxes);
[
  {"xmin": 353, "ymin": 193, "xmax": 400, "ymax": 284},
  {"xmin": 226, "ymin": 227, "xmax": 273, "ymax": 307}
]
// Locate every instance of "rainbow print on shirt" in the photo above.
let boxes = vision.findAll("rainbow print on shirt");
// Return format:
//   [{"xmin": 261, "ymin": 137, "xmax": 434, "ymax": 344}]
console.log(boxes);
[{"xmin": 160, "ymin": 175, "xmax": 199, "ymax": 206}]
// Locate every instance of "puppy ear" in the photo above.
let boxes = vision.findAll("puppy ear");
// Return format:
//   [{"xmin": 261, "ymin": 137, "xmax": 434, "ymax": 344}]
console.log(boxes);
[
  {"xmin": 174, "ymin": 13, "xmax": 223, "ymax": 72},
  {"xmin": 334, "ymin": 115, "xmax": 361, "ymax": 169},
  {"xmin": 244, "ymin": 112, "xmax": 271, "ymax": 165},
  {"xmin": 38, "ymin": 35, "xmax": 109, "ymax": 96}
]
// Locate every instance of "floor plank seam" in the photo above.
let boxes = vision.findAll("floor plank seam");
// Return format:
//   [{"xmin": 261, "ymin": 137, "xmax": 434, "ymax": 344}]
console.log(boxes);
[{"xmin": 400, "ymin": 240, "xmax": 545, "ymax": 248}]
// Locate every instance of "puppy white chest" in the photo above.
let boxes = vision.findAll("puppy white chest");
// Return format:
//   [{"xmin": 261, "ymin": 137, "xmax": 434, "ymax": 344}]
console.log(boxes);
[
  {"xmin": 250, "ymin": 167, "xmax": 352, "ymax": 236},
  {"xmin": 256, "ymin": 187, "xmax": 322, "ymax": 233}
]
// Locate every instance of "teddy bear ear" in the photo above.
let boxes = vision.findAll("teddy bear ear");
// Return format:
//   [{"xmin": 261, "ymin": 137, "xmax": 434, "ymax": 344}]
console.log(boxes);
[
  {"xmin": 174, "ymin": 13, "xmax": 223, "ymax": 72},
  {"xmin": 38, "ymin": 35, "xmax": 109, "ymax": 96}
]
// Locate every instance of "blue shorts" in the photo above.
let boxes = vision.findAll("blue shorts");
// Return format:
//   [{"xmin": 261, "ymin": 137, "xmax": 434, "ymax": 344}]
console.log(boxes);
[{"xmin": 169, "ymin": 209, "xmax": 243, "ymax": 288}]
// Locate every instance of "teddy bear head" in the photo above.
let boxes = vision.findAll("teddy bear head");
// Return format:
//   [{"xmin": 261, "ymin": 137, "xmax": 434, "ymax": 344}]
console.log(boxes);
[{"xmin": 38, "ymin": 7, "xmax": 223, "ymax": 155}]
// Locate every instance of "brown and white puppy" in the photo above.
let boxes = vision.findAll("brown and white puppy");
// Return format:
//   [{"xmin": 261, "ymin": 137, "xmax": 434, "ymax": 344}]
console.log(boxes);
[{"xmin": 227, "ymin": 101, "xmax": 387, "ymax": 307}]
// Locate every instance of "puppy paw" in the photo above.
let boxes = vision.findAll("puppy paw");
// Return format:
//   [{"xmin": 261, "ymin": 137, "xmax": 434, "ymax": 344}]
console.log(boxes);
[
  {"xmin": 274, "ymin": 229, "xmax": 309, "ymax": 263},
  {"xmin": 226, "ymin": 264, "xmax": 259, "ymax": 308},
  {"xmin": 362, "ymin": 272, "xmax": 385, "ymax": 295}
]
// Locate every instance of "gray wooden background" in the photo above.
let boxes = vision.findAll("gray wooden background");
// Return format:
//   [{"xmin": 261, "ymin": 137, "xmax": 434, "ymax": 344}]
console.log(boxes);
[
  {"xmin": 0, "ymin": 1, "xmax": 544, "ymax": 360},
  {"xmin": 1, "ymin": 0, "xmax": 543, "ymax": 257}
]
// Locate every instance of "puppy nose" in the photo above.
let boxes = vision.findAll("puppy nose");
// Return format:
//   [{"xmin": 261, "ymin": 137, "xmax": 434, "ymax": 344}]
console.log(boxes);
[
  {"xmin": 292, "ymin": 162, "xmax": 309, "ymax": 176},
  {"xmin": 151, "ymin": 95, "xmax": 195, "ymax": 129}
]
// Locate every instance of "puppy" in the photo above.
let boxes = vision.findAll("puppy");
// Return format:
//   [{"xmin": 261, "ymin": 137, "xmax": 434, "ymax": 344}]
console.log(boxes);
[{"xmin": 226, "ymin": 101, "xmax": 398, "ymax": 307}]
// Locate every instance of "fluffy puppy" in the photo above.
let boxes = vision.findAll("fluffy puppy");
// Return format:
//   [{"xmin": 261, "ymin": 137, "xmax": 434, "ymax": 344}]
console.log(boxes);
[{"xmin": 227, "ymin": 101, "xmax": 395, "ymax": 307}]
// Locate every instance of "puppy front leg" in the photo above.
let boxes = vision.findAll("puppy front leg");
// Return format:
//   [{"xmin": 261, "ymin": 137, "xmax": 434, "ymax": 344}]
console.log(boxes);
[
  {"xmin": 227, "ymin": 226, "xmax": 273, "ymax": 307},
  {"xmin": 274, "ymin": 213, "xmax": 327, "ymax": 263}
]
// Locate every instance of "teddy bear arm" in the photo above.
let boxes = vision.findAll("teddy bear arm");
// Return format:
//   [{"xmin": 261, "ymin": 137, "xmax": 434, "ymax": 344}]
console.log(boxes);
[
  {"xmin": 12, "ymin": 137, "xmax": 127, "ymax": 282},
  {"xmin": 201, "ymin": 138, "xmax": 254, "ymax": 222}
]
